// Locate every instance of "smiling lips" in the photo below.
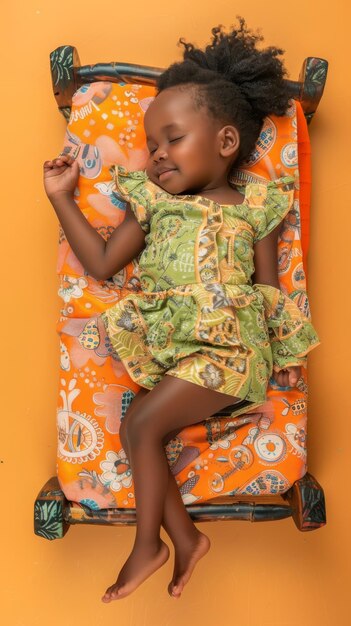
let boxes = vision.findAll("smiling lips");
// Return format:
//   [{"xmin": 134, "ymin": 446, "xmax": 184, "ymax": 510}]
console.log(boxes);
[{"xmin": 157, "ymin": 167, "xmax": 177, "ymax": 181}]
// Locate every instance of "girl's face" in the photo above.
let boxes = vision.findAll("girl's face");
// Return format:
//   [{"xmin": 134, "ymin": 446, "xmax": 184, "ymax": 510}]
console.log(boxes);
[{"xmin": 144, "ymin": 86, "xmax": 232, "ymax": 195}]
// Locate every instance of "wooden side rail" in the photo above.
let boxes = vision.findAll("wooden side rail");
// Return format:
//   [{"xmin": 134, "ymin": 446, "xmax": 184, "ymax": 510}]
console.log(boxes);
[
  {"xmin": 34, "ymin": 473, "xmax": 326, "ymax": 540},
  {"xmin": 50, "ymin": 45, "xmax": 328, "ymax": 123}
]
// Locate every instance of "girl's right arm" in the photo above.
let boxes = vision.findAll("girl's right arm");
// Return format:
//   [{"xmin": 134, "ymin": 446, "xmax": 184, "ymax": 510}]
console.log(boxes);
[
  {"xmin": 253, "ymin": 225, "xmax": 301, "ymax": 388},
  {"xmin": 44, "ymin": 155, "xmax": 146, "ymax": 280}
]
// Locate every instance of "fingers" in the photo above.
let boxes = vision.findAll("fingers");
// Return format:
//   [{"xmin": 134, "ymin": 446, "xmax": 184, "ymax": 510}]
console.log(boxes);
[
  {"xmin": 273, "ymin": 366, "xmax": 301, "ymax": 388},
  {"xmin": 44, "ymin": 146, "xmax": 81, "ymax": 170},
  {"xmin": 43, "ymin": 157, "xmax": 70, "ymax": 171},
  {"xmin": 57, "ymin": 145, "xmax": 81, "ymax": 161},
  {"xmin": 274, "ymin": 370, "xmax": 289, "ymax": 387},
  {"xmin": 287, "ymin": 366, "xmax": 301, "ymax": 387}
]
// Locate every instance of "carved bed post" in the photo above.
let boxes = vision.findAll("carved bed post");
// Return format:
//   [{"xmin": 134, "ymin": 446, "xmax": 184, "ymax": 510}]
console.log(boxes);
[
  {"xmin": 283, "ymin": 473, "xmax": 327, "ymax": 531},
  {"xmin": 34, "ymin": 477, "xmax": 70, "ymax": 540}
]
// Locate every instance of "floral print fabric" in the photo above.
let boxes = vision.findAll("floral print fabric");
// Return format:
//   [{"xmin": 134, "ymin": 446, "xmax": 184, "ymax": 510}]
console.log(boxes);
[
  {"xmin": 102, "ymin": 170, "xmax": 318, "ymax": 407},
  {"xmin": 56, "ymin": 84, "xmax": 316, "ymax": 508}
]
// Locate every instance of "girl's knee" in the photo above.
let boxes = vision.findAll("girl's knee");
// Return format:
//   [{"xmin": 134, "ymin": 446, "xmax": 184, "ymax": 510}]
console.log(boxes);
[{"xmin": 124, "ymin": 408, "xmax": 164, "ymax": 446}]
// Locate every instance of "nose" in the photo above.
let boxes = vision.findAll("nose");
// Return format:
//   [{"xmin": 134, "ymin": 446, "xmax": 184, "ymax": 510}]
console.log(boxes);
[{"xmin": 153, "ymin": 146, "xmax": 168, "ymax": 162}]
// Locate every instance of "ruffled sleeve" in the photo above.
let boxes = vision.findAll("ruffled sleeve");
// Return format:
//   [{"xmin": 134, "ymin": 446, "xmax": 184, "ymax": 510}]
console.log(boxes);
[
  {"xmin": 244, "ymin": 176, "xmax": 295, "ymax": 242},
  {"xmin": 112, "ymin": 166, "xmax": 158, "ymax": 233},
  {"xmin": 254, "ymin": 283, "xmax": 320, "ymax": 372}
]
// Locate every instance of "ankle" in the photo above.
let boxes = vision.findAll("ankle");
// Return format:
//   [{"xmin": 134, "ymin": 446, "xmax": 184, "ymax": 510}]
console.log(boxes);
[
  {"xmin": 134, "ymin": 535, "xmax": 164, "ymax": 552},
  {"xmin": 171, "ymin": 528, "xmax": 202, "ymax": 551}
]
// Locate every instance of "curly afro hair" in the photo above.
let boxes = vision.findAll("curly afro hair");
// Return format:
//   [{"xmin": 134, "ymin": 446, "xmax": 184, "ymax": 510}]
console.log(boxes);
[{"xmin": 157, "ymin": 18, "xmax": 290, "ymax": 165}]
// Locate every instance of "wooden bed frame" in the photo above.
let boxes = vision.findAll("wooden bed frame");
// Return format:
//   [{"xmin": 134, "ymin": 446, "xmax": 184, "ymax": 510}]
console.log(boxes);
[
  {"xmin": 50, "ymin": 46, "xmax": 328, "ymax": 123},
  {"xmin": 34, "ymin": 47, "xmax": 328, "ymax": 540}
]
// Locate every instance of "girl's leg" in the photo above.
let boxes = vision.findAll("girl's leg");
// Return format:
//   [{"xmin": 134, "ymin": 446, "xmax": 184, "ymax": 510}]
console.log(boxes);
[
  {"xmin": 118, "ymin": 389, "xmax": 210, "ymax": 598},
  {"xmin": 102, "ymin": 376, "xmax": 239, "ymax": 601}
]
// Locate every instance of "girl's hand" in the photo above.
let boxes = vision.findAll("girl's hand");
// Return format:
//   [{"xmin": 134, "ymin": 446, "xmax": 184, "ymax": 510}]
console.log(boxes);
[
  {"xmin": 43, "ymin": 153, "xmax": 80, "ymax": 200},
  {"xmin": 273, "ymin": 366, "xmax": 301, "ymax": 388}
]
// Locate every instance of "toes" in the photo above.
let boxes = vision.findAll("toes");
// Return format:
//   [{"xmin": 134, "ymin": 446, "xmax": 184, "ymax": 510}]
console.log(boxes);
[
  {"xmin": 103, "ymin": 582, "xmax": 131, "ymax": 602},
  {"xmin": 101, "ymin": 584, "xmax": 118, "ymax": 603},
  {"xmin": 111, "ymin": 585, "xmax": 128, "ymax": 600},
  {"xmin": 101, "ymin": 592, "xmax": 112, "ymax": 603},
  {"xmin": 168, "ymin": 586, "xmax": 181, "ymax": 598},
  {"xmin": 168, "ymin": 578, "xmax": 184, "ymax": 598}
]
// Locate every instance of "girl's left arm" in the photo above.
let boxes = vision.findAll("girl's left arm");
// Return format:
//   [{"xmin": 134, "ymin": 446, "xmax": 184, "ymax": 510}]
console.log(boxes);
[{"xmin": 253, "ymin": 226, "xmax": 301, "ymax": 387}]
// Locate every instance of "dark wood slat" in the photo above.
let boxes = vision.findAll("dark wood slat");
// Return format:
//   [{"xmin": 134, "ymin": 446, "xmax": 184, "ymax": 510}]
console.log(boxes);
[
  {"xmin": 34, "ymin": 474, "xmax": 326, "ymax": 539},
  {"xmin": 64, "ymin": 500, "xmax": 292, "ymax": 526}
]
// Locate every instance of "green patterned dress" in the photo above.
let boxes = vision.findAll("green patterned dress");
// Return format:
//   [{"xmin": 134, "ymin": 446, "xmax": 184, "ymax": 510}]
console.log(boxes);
[{"xmin": 102, "ymin": 167, "xmax": 319, "ymax": 415}]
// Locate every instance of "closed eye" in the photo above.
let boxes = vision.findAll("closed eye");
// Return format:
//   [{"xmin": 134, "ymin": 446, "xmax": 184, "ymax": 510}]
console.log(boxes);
[
  {"xmin": 147, "ymin": 135, "xmax": 184, "ymax": 155},
  {"xmin": 169, "ymin": 136, "xmax": 184, "ymax": 144}
]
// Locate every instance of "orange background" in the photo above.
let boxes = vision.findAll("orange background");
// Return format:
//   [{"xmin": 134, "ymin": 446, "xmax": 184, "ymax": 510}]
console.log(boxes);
[{"xmin": 1, "ymin": 1, "xmax": 350, "ymax": 625}]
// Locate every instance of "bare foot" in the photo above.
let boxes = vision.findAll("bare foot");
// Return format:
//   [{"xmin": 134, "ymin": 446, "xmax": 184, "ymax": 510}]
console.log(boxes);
[
  {"xmin": 102, "ymin": 539, "xmax": 169, "ymax": 602},
  {"xmin": 168, "ymin": 531, "xmax": 211, "ymax": 598}
]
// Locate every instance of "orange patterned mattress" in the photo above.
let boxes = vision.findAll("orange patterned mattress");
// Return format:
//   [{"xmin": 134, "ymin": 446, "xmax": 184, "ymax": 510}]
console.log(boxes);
[{"xmin": 56, "ymin": 82, "xmax": 312, "ymax": 509}]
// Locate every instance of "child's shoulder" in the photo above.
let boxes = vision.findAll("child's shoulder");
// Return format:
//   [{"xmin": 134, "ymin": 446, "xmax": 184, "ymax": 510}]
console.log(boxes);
[
  {"xmin": 112, "ymin": 165, "xmax": 148, "ymax": 186},
  {"xmin": 239, "ymin": 175, "xmax": 295, "ymax": 242},
  {"xmin": 243, "ymin": 175, "xmax": 295, "ymax": 206},
  {"xmin": 112, "ymin": 166, "xmax": 160, "ymax": 202}
]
